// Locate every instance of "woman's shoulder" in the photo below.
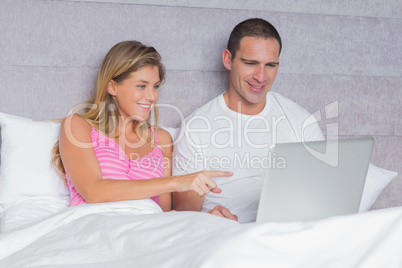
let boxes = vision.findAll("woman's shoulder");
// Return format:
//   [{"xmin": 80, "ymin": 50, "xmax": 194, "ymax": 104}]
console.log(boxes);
[
  {"xmin": 60, "ymin": 114, "xmax": 93, "ymax": 143},
  {"xmin": 155, "ymin": 127, "xmax": 173, "ymax": 156},
  {"xmin": 61, "ymin": 114, "xmax": 91, "ymax": 131},
  {"xmin": 155, "ymin": 127, "xmax": 173, "ymax": 146}
]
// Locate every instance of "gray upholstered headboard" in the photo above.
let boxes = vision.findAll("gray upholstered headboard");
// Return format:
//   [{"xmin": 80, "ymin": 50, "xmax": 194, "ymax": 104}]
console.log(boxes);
[{"xmin": 1, "ymin": 0, "xmax": 401, "ymax": 209}]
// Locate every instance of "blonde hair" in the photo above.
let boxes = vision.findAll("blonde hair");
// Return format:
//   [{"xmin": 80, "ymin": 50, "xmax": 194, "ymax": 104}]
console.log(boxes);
[{"xmin": 52, "ymin": 40, "xmax": 165, "ymax": 177}]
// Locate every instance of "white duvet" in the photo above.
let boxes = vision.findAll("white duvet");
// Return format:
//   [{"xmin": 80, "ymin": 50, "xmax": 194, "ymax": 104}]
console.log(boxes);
[{"xmin": 1, "ymin": 200, "xmax": 402, "ymax": 268}]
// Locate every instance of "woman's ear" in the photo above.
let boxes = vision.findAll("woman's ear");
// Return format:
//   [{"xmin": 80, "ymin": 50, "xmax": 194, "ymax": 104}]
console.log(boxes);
[
  {"xmin": 106, "ymin": 80, "xmax": 117, "ymax": 96},
  {"xmin": 222, "ymin": 49, "xmax": 232, "ymax": 71}
]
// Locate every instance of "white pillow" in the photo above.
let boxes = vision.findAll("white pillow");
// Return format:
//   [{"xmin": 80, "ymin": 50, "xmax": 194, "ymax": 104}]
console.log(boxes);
[
  {"xmin": 0, "ymin": 113, "xmax": 69, "ymax": 215},
  {"xmin": 359, "ymin": 164, "xmax": 397, "ymax": 212}
]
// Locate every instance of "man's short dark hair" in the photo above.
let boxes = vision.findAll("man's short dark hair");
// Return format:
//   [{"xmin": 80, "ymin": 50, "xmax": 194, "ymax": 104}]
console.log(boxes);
[{"xmin": 227, "ymin": 18, "xmax": 282, "ymax": 60}]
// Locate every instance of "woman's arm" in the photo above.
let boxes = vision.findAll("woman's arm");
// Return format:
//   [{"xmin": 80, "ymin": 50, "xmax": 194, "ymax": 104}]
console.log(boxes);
[{"xmin": 59, "ymin": 115, "xmax": 229, "ymax": 204}]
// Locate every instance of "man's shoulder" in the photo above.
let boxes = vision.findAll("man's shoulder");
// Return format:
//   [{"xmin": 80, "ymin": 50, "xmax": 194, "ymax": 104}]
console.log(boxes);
[
  {"xmin": 268, "ymin": 91, "xmax": 311, "ymax": 115},
  {"xmin": 268, "ymin": 91, "xmax": 299, "ymax": 106}
]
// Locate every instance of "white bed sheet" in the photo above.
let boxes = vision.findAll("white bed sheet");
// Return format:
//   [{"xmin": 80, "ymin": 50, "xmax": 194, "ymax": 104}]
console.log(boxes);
[{"xmin": 0, "ymin": 200, "xmax": 402, "ymax": 268}]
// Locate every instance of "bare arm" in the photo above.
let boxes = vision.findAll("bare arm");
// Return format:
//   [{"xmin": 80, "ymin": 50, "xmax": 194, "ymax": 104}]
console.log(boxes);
[
  {"xmin": 171, "ymin": 125, "xmax": 206, "ymax": 211},
  {"xmin": 171, "ymin": 125, "xmax": 224, "ymax": 211},
  {"xmin": 172, "ymin": 189, "xmax": 206, "ymax": 211},
  {"xmin": 173, "ymin": 180, "xmax": 237, "ymax": 222},
  {"xmin": 59, "ymin": 115, "xmax": 229, "ymax": 204},
  {"xmin": 59, "ymin": 115, "xmax": 174, "ymax": 203},
  {"xmin": 171, "ymin": 122, "xmax": 237, "ymax": 221}
]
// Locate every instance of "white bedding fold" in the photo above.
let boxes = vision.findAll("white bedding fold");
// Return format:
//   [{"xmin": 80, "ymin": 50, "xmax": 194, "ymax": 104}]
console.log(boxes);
[{"xmin": 0, "ymin": 201, "xmax": 401, "ymax": 268}]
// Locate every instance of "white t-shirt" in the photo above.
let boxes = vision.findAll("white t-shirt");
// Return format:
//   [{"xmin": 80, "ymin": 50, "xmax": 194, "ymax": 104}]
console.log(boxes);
[{"xmin": 172, "ymin": 92, "xmax": 324, "ymax": 223}]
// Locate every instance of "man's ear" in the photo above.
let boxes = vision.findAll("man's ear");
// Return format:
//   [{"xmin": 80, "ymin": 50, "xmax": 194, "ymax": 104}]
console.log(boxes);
[
  {"xmin": 222, "ymin": 49, "xmax": 232, "ymax": 71},
  {"xmin": 106, "ymin": 80, "xmax": 117, "ymax": 96}
]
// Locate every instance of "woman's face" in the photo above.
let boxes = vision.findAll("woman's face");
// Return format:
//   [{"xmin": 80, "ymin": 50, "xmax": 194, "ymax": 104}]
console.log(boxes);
[{"xmin": 108, "ymin": 65, "xmax": 161, "ymax": 122}]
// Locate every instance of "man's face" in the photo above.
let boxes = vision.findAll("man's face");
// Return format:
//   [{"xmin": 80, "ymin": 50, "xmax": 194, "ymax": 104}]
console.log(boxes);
[{"xmin": 223, "ymin": 36, "xmax": 280, "ymax": 114}]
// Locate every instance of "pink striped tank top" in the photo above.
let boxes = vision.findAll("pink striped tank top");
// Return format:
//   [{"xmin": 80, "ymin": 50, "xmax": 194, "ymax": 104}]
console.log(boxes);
[{"xmin": 65, "ymin": 126, "xmax": 164, "ymax": 206}]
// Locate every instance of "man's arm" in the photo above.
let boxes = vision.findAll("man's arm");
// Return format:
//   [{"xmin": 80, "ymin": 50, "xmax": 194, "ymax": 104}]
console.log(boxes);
[
  {"xmin": 172, "ymin": 116, "xmax": 238, "ymax": 221},
  {"xmin": 172, "ymin": 125, "xmax": 206, "ymax": 211},
  {"xmin": 172, "ymin": 190, "xmax": 205, "ymax": 211}
]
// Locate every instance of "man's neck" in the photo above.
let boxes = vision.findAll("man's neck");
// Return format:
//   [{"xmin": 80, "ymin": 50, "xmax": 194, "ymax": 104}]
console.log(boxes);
[{"xmin": 223, "ymin": 90, "xmax": 266, "ymax": 115}]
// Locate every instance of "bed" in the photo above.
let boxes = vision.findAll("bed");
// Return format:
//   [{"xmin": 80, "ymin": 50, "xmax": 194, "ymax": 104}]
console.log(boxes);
[
  {"xmin": 1, "ymin": 1, "xmax": 402, "ymax": 267},
  {"xmin": 0, "ymin": 112, "xmax": 400, "ymax": 267},
  {"xmin": 1, "ymin": 201, "xmax": 402, "ymax": 267}
]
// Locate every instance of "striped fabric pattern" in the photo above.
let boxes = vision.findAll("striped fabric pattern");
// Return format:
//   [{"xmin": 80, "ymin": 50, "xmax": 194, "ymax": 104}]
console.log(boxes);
[{"xmin": 66, "ymin": 126, "xmax": 164, "ymax": 206}]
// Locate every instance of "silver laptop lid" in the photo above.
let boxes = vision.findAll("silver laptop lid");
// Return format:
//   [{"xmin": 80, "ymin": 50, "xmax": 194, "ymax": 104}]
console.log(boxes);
[{"xmin": 256, "ymin": 137, "xmax": 374, "ymax": 223}]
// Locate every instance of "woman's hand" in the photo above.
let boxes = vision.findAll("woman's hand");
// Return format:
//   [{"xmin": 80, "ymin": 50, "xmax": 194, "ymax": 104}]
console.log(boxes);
[{"xmin": 173, "ymin": 170, "xmax": 232, "ymax": 196}]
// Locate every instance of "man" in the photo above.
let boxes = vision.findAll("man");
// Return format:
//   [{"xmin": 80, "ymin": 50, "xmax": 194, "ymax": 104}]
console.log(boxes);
[{"xmin": 172, "ymin": 18, "xmax": 324, "ymax": 223}]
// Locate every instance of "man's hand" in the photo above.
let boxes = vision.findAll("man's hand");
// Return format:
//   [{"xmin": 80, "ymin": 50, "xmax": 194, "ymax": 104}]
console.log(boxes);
[{"xmin": 208, "ymin": 205, "xmax": 238, "ymax": 221}]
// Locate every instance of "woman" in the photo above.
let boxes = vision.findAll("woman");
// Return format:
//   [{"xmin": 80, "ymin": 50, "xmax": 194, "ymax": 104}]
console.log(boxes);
[{"xmin": 52, "ymin": 40, "xmax": 231, "ymax": 211}]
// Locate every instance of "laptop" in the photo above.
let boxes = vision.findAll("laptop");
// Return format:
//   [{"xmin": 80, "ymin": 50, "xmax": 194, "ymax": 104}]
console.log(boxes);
[{"xmin": 256, "ymin": 137, "xmax": 374, "ymax": 223}]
